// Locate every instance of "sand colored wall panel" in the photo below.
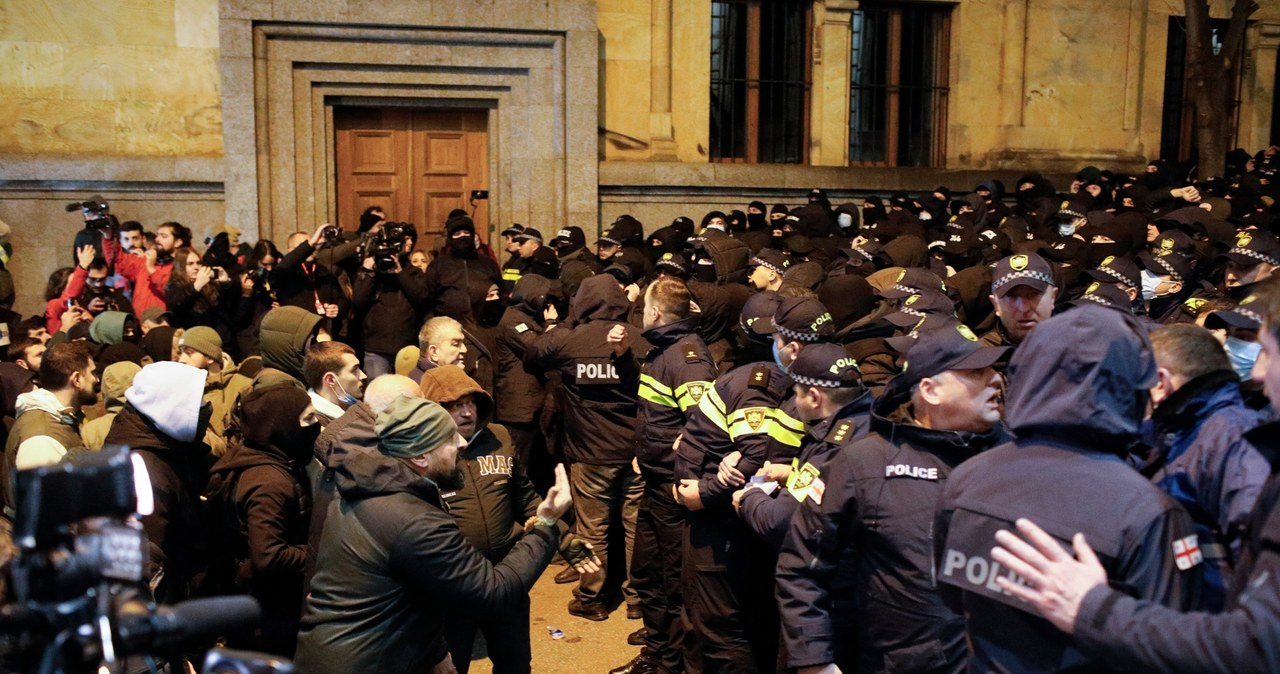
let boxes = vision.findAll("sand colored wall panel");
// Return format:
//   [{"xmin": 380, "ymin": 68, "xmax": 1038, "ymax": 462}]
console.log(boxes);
[{"xmin": 0, "ymin": 0, "xmax": 222, "ymax": 156}]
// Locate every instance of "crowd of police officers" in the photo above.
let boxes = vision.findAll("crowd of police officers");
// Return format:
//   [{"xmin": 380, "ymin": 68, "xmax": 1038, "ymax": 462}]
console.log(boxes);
[{"xmin": 485, "ymin": 152, "xmax": 1280, "ymax": 674}]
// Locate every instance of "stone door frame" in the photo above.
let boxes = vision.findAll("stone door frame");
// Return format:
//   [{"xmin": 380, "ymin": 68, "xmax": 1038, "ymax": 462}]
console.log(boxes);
[{"xmin": 217, "ymin": 2, "xmax": 599, "ymax": 245}]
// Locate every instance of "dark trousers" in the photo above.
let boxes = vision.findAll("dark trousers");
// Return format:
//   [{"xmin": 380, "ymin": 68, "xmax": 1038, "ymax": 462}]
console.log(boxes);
[
  {"xmin": 682, "ymin": 508, "xmax": 779, "ymax": 674},
  {"xmin": 631, "ymin": 475, "xmax": 686, "ymax": 672},
  {"xmin": 505, "ymin": 420, "xmax": 554, "ymax": 496},
  {"xmin": 569, "ymin": 462, "xmax": 642, "ymax": 604},
  {"xmin": 444, "ymin": 594, "xmax": 532, "ymax": 674}
]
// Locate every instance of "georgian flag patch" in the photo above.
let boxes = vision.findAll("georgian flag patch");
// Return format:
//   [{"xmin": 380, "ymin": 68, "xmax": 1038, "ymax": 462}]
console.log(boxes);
[{"xmin": 1173, "ymin": 535, "xmax": 1203, "ymax": 571}]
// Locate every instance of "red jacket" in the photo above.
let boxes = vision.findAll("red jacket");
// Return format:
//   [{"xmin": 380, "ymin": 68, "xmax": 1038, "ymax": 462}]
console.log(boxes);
[{"xmin": 113, "ymin": 248, "xmax": 172, "ymax": 314}]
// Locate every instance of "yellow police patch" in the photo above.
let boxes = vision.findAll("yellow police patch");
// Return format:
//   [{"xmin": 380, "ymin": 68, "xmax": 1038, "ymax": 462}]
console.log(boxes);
[
  {"xmin": 1086, "ymin": 281, "xmax": 1100, "ymax": 294},
  {"xmin": 744, "ymin": 408, "xmax": 767, "ymax": 432},
  {"xmin": 1238, "ymin": 233, "xmax": 1253, "ymax": 248},
  {"xmin": 1101, "ymin": 255, "xmax": 1115, "ymax": 266},
  {"xmin": 685, "ymin": 382, "xmax": 706, "ymax": 404},
  {"xmin": 1160, "ymin": 237, "xmax": 1174, "ymax": 251},
  {"xmin": 896, "ymin": 269, "xmax": 907, "ymax": 283},
  {"xmin": 1010, "ymin": 255, "xmax": 1028, "ymax": 271},
  {"xmin": 957, "ymin": 324, "xmax": 979, "ymax": 342},
  {"xmin": 905, "ymin": 294, "xmax": 921, "ymax": 306}
]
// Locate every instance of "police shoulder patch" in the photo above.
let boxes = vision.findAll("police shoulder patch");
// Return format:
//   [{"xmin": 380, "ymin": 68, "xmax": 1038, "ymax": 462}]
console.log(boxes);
[
  {"xmin": 825, "ymin": 419, "xmax": 856, "ymax": 444},
  {"xmin": 681, "ymin": 340, "xmax": 703, "ymax": 364},
  {"xmin": 515, "ymin": 323, "xmax": 530, "ymax": 334},
  {"xmin": 748, "ymin": 364, "xmax": 771, "ymax": 390}
]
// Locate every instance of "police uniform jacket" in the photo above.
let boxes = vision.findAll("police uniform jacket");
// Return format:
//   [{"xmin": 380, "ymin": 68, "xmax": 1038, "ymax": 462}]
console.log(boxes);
[
  {"xmin": 676, "ymin": 361, "xmax": 805, "ymax": 512},
  {"xmin": 1142, "ymin": 369, "xmax": 1270, "ymax": 609},
  {"xmin": 524, "ymin": 275, "xmax": 644, "ymax": 466},
  {"xmin": 936, "ymin": 304, "xmax": 1206, "ymax": 673},
  {"xmin": 775, "ymin": 387, "xmax": 1007, "ymax": 673},
  {"xmin": 738, "ymin": 391, "xmax": 873, "ymax": 548},
  {"xmin": 631, "ymin": 317, "xmax": 717, "ymax": 484},
  {"xmin": 1072, "ymin": 419, "xmax": 1280, "ymax": 673},
  {"xmin": 500, "ymin": 254, "xmax": 528, "ymax": 295}
]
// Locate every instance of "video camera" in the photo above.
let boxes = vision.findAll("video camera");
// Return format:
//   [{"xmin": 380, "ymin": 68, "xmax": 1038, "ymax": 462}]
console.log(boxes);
[
  {"xmin": 1, "ymin": 448, "xmax": 281, "ymax": 674},
  {"xmin": 65, "ymin": 196, "xmax": 117, "ymax": 231},
  {"xmin": 359, "ymin": 222, "xmax": 416, "ymax": 273}
]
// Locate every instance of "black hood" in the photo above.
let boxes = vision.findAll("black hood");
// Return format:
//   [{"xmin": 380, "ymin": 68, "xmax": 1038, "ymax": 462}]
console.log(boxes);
[
  {"xmin": 1005, "ymin": 302, "xmax": 1155, "ymax": 449},
  {"xmin": 508, "ymin": 273, "xmax": 556, "ymax": 317},
  {"xmin": 570, "ymin": 274, "xmax": 631, "ymax": 324}
]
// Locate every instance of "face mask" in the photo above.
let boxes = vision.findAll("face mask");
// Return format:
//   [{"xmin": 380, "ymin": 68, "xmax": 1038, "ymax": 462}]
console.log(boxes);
[
  {"xmin": 918, "ymin": 211, "xmax": 933, "ymax": 222},
  {"xmin": 1057, "ymin": 223, "xmax": 1077, "ymax": 237},
  {"xmin": 1140, "ymin": 269, "xmax": 1165, "ymax": 301},
  {"xmin": 330, "ymin": 379, "xmax": 359, "ymax": 407},
  {"xmin": 449, "ymin": 234, "xmax": 474, "ymax": 255},
  {"xmin": 771, "ymin": 340, "xmax": 787, "ymax": 371},
  {"xmin": 748, "ymin": 213, "xmax": 767, "ymax": 229},
  {"xmin": 837, "ymin": 213, "xmax": 854, "ymax": 230},
  {"xmin": 1224, "ymin": 336, "xmax": 1262, "ymax": 380},
  {"xmin": 694, "ymin": 261, "xmax": 718, "ymax": 283}
]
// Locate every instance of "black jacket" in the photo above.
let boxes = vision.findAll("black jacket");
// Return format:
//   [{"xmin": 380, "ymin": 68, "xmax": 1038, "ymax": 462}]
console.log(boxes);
[
  {"xmin": 774, "ymin": 386, "xmax": 1004, "ymax": 672},
  {"xmin": 524, "ymin": 275, "xmax": 643, "ymax": 465},
  {"xmin": 1072, "ymin": 420, "xmax": 1280, "ymax": 674},
  {"xmin": 423, "ymin": 248, "xmax": 502, "ymax": 325},
  {"xmin": 936, "ymin": 304, "xmax": 1205, "ymax": 673},
  {"xmin": 294, "ymin": 421, "xmax": 557, "ymax": 674},
  {"xmin": 274, "ymin": 241, "xmax": 350, "ymax": 321},
  {"xmin": 351, "ymin": 264, "xmax": 431, "ymax": 355},
  {"xmin": 738, "ymin": 391, "xmax": 873, "ymax": 549},
  {"xmin": 494, "ymin": 275, "xmax": 552, "ymax": 424},
  {"xmin": 306, "ymin": 400, "xmax": 377, "ymax": 592},
  {"xmin": 105, "ymin": 403, "xmax": 210, "ymax": 605},
  {"xmin": 630, "ymin": 317, "xmax": 718, "ymax": 482}
]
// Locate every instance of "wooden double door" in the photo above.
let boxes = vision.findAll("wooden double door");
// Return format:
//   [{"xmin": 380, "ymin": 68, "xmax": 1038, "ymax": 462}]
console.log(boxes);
[{"xmin": 335, "ymin": 107, "xmax": 489, "ymax": 252}]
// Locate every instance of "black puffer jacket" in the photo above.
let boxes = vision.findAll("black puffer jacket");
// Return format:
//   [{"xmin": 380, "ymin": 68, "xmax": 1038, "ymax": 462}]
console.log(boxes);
[
  {"xmin": 419, "ymin": 366, "xmax": 540, "ymax": 561},
  {"xmin": 423, "ymin": 248, "xmax": 502, "ymax": 325},
  {"xmin": 294, "ymin": 418, "xmax": 557, "ymax": 674},
  {"xmin": 524, "ymin": 275, "xmax": 644, "ymax": 465}
]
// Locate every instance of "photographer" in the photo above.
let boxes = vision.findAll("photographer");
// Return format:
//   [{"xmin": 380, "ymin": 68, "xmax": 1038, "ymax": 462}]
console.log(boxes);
[
  {"xmin": 274, "ymin": 224, "xmax": 352, "ymax": 333},
  {"xmin": 59, "ymin": 245, "xmax": 134, "ymax": 321},
  {"xmin": 233, "ymin": 240, "xmax": 282, "ymax": 359},
  {"xmin": 166, "ymin": 246, "xmax": 240, "ymax": 354},
  {"xmin": 351, "ymin": 223, "xmax": 430, "ymax": 378}
]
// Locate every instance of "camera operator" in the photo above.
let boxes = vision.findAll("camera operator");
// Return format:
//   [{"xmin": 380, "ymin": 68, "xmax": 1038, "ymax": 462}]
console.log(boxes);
[
  {"xmin": 274, "ymin": 224, "xmax": 352, "ymax": 334},
  {"xmin": 352, "ymin": 222, "xmax": 431, "ymax": 378}
]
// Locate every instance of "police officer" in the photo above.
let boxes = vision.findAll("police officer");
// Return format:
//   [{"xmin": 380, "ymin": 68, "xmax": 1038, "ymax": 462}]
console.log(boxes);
[
  {"xmin": 936, "ymin": 302, "xmax": 1206, "ymax": 672},
  {"xmin": 608, "ymin": 277, "xmax": 718, "ymax": 674},
  {"xmin": 524, "ymin": 274, "xmax": 645, "ymax": 620},
  {"xmin": 729, "ymin": 342, "xmax": 873, "ymax": 548},
  {"xmin": 674, "ymin": 295, "xmax": 827, "ymax": 674},
  {"xmin": 981, "ymin": 252, "xmax": 1058, "ymax": 348},
  {"xmin": 499, "ymin": 223, "xmax": 526, "ymax": 294},
  {"xmin": 775, "ymin": 324, "xmax": 1009, "ymax": 674},
  {"xmin": 988, "ymin": 279, "xmax": 1280, "ymax": 674}
]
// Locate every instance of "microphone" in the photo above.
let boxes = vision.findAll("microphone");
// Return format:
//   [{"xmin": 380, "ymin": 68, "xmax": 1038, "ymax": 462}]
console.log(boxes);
[{"xmin": 115, "ymin": 596, "xmax": 261, "ymax": 653}]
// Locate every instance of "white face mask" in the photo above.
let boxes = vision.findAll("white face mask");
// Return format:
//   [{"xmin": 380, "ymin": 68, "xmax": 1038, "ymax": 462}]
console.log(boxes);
[
  {"xmin": 837, "ymin": 213, "xmax": 853, "ymax": 230},
  {"xmin": 1057, "ymin": 223, "xmax": 1077, "ymax": 237},
  {"xmin": 1140, "ymin": 269, "xmax": 1168, "ymax": 301}
]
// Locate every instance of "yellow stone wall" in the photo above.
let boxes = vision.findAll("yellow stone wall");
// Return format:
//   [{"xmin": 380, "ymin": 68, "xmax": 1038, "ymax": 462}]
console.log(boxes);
[
  {"xmin": 0, "ymin": 0, "xmax": 222, "ymax": 156},
  {"xmin": 599, "ymin": 0, "xmax": 1280, "ymax": 172}
]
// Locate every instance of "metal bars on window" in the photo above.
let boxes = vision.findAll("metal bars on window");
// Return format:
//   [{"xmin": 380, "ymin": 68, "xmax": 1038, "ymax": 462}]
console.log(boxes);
[
  {"xmin": 849, "ymin": 3, "xmax": 950, "ymax": 167},
  {"xmin": 710, "ymin": 0, "xmax": 811, "ymax": 163}
]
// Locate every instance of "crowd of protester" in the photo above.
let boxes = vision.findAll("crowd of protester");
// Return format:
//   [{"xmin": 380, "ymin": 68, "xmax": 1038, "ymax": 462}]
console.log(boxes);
[{"xmin": 0, "ymin": 145, "xmax": 1278, "ymax": 673}]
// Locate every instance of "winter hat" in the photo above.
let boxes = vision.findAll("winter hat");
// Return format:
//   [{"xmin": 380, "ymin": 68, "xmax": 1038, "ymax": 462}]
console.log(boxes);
[
  {"xmin": 375, "ymin": 395, "xmax": 458, "ymax": 458},
  {"xmin": 141, "ymin": 326, "xmax": 178, "ymax": 362},
  {"xmin": 126, "ymin": 361, "xmax": 208, "ymax": 443},
  {"xmin": 446, "ymin": 215, "xmax": 476, "ymax": 236},
  {"xmin": 395, "ymin": 345, "xmax": 421, "ymax": 377},
  {"xmin": 178, "ymin": 326, "xmax": 223, "ymax": 362}
]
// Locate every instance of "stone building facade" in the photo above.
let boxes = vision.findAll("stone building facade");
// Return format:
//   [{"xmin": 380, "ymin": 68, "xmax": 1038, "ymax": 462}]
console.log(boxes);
[{"xmin": 0, "ymin": 0, "xmax": 1276, "ymax": 317}]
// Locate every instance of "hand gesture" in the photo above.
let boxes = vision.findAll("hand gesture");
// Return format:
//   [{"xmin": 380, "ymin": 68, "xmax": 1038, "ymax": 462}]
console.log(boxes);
[
  {"xmin": 60, "ymin": 305, "xmax": 85, "ymax": 330},
  {"xmin": 543, "ymin": 303, "xmax": 559, "ymax": 324},
  {"xmin": 240, "ymin": 272, "xmax": 255, "ymax": 297},
  {"xmin": 537, "ymin": 464, "xmax": 574, "ymax": 520},
  {"xmin": 1171, "ymin": 186, "xmax": 1201, "ymax": 203},
  {"xmin": 607, "ymin": 323, "xmax": 630, "ymax": 357},
  {"xmin": 322, "ymin": 303, "xmax": 340, "ymax": 318},
  {"xmin": 990, "ymin": 518, "xmax": 1107, "ymax": 634},
  {"xmin": 562, "ymin": 535, "xmax": 603, "ymax": 575},
  {"xmin": 758, "ymin": 460, "xmax": 791, "ymax": 483},
  {"xmin": 716, "ymin": 450, "xmax": 746, "ymax": 487},
  {"xmin": 77, "ymin": 244, "xmax": 96, "ymax": 270},
  {"xmin": 193, "ymin": 264, "xmax": 214, "ymax": 291}
]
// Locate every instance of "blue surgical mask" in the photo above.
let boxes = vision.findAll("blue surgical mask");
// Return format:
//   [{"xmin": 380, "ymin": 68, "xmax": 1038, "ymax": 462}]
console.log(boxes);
[
  {"xmin": 1140, "ymin": 269, "xmax": 1164, "ymax": 302},
  {"xmin": 837, "ymin": 213, "xmax": 854, "ymax": 230},
  {"xmin": 771, "ymin": 340, "xmax": 787, "ymax": 371},
  {"xmin": 1057, "ymin": 223, "xmax": 1076, "ymax": 237},
  {"xmin": 1224, "ymin": 336, "xmax": 1262, "ymax": 381},
  {"xmin": 330, "ymin": 380, "xmax": 359, "ymax": 407}
]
